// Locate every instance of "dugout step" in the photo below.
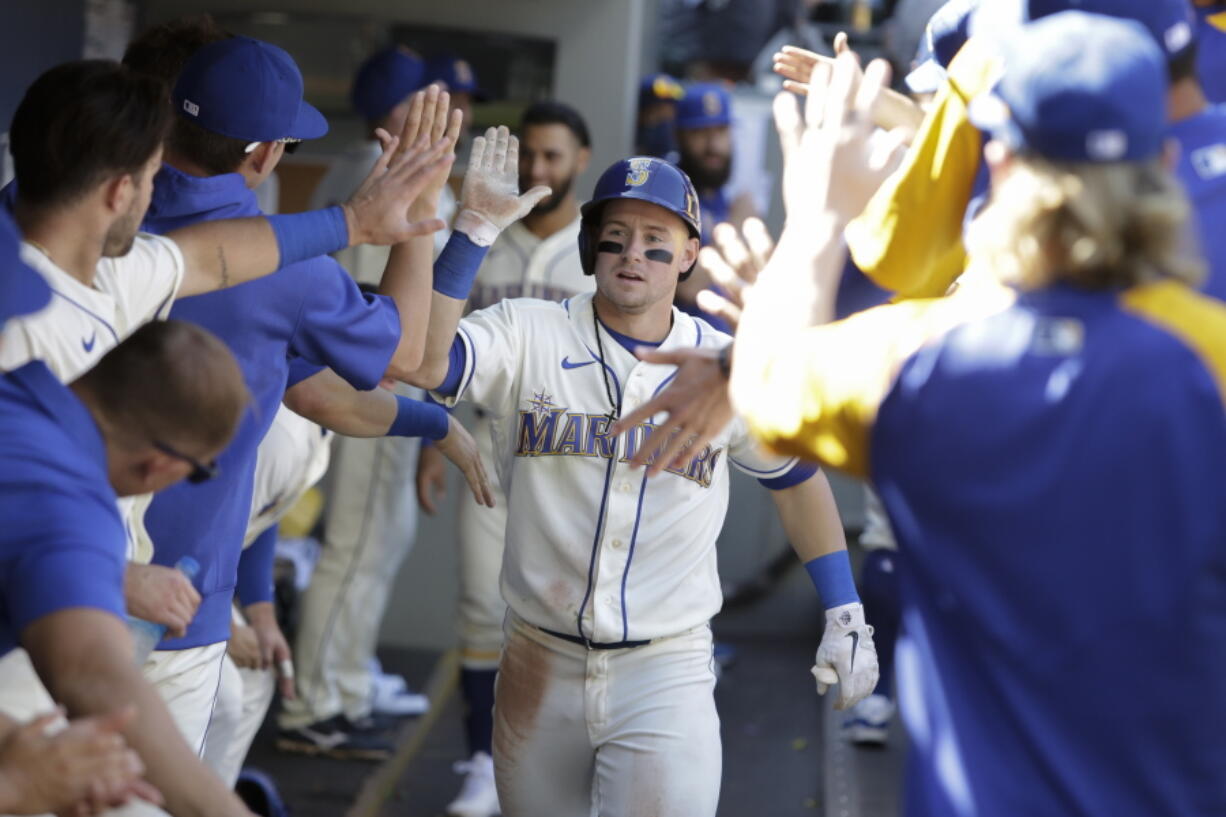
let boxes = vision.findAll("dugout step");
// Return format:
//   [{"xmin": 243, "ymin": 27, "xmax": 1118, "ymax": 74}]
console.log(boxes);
[{"xmin": 822, "ymin": 694, "xmax": 906, "ymax": 817}]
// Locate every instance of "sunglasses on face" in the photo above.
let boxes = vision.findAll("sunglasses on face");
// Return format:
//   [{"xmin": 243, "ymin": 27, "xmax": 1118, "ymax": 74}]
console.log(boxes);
[{"xmin": 153, "ymin": 440, "xmax": 219, "ymax": 484}]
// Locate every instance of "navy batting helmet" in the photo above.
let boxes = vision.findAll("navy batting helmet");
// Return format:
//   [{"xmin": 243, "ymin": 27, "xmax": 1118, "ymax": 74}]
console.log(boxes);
[{"xmin": 579, "ymin": 156, "xmax": 702, "ymax": 280}]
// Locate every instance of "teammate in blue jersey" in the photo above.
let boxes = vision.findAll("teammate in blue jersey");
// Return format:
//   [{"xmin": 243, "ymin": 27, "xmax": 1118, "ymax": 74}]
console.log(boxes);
[
  {"xmin": 1192, "ymin": 1, "xmax": 1226, "ymax": 103},
  {"xmin": 0, "ymin": 316, "xmax": 256, "ymax": 817},
  {"xmin": 121, "ymin": 31, "xmax": 521, "ymax": 758},
  {"xmin": 636, "ymin": 13, "xmax": 1226, "ymax": 817}
]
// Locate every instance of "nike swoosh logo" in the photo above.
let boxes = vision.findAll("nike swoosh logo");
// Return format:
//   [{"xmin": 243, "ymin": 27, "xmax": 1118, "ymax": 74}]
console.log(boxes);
[
  {"xmin": 561, "ymin": 357, "xmax": 595, "ymax": 370},
  {"xmin": 846, "ymin": 631, "xmax": 859, "ymax": 676},
  {"xmin": 82, "ymin": 333, "xmax": 97, "ymax": 353}
]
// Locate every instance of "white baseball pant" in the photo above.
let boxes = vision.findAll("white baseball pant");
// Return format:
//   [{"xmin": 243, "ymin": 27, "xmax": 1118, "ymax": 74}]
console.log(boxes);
[
  {"xmin": 492, "ymin": 613, "xmax": 722, "ymax": 817},
  {"xmin": 279, "ymin": 430, "xmax": 419, "ymax": 729},
  {"xmin": 142, "ymin": 642, "xmax": 228, "ymax": 755},
  {"xmin": 457, "ymin": 413, "xmax": 508, "ymax": 671},
  {"xmin": 202, "ymin": 653, "xmax": 276, "ymax": 786}
]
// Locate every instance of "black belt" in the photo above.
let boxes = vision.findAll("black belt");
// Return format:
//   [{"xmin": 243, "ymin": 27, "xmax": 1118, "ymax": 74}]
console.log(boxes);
[{"xmin": 538, "ymin": 626, "xmax": 651, "ymax": 650}]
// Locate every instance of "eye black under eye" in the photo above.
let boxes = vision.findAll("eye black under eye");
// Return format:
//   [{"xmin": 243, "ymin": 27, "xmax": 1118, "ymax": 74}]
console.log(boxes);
[
  {"xmin": 597, "ymin": 240, "xmax": 624, "ymax": 255},
  {"xmin": 644, "ymin": 248, "xmax": 674, "ymax": 264}
]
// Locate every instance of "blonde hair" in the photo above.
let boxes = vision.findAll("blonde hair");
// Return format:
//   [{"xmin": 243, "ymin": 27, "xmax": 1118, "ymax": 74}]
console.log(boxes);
[{"xmin": 966, "ymin": 156, "xmax": 1204, "ymax": 290}]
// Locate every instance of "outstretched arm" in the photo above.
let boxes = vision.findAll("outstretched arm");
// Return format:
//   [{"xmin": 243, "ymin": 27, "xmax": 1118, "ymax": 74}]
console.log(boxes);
[
  {"xmin": 404, "ymin": 127, "xmax": 551, "ymax": 390},
  {"xmin": 170, "ymin": 124, "xmax": 454, "ymax": 298}
]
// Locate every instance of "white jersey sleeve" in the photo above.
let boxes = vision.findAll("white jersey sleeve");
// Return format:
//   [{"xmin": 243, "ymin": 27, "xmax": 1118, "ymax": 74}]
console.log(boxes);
[
  {"xmin": 726, "ymin": 414, "xmax": 800, "ymax": 480},
  {"xmin": 435, "ymin": 300, "xmax": 533, "ymax": 418},
  {"xmin": 96, "ymin": 234, "xmax": 186, "ymax": 329}
]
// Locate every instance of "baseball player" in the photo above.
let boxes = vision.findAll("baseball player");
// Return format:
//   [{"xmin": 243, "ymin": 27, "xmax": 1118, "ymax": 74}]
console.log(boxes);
[
  {"xmin": 635, "ymin": 73, "xmax": 684, "ymax": 161},
  {"xmin": 400, "ymin": 155, "xmax": 877, "ymax": 816},
  {"xmin": 0, "ymin": 56, "xmax": 444, "ymax": 739},
  {"xmin": 131, "ymin": 34, "xmax": 514, "ymax": 760},
  {"xmin": 1193, "ymin": 1, "xmax": 1226, "ymax": 102},
  {"xmin": 414, "ymin": 99, "xmax": 594, "ymax": 817},
  {"xmin": 662, "ymin": 16, "xmax": 1226, "ymax": 817},
  {"xmin": 0, "ymin": 318, "xmax": 255, "ymax": 817}
]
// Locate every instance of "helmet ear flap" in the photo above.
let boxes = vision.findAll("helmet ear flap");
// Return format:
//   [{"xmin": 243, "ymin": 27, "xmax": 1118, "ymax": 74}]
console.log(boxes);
[{"xmin": 579, "ymin": 220, "xmax": 597, "ymax": 276}]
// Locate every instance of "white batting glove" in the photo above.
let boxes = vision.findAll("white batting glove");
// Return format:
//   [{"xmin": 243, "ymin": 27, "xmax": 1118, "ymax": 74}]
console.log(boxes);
[
  {"xmin": 811, "ymin": 602, "xmax": 879, "ymax": 711},
  {"xmin": 455, "ymin": 126, "xmax": 551, "ymax": 244}
]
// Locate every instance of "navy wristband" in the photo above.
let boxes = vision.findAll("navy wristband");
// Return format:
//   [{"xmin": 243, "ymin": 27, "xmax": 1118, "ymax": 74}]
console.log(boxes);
[
  {"xmin": 389, "ymin": 395, "xmax": 450, "ymax": 441},
  {"xmin": 267, "ymin": 206, "xmax": 349, "ymax": 267},
  {"xmin": 804, "ymin": 550, "xmax": 860, "ymax": 609},
  {"xmin": 434, "ymin": 231, "xmax": 489, "ymax": 299}
]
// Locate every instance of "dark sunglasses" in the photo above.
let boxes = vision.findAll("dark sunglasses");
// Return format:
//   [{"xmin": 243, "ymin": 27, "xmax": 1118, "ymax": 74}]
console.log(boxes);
[{"xmin": 153, "ymin": 441, "xmax": 219, "ymax": 484}]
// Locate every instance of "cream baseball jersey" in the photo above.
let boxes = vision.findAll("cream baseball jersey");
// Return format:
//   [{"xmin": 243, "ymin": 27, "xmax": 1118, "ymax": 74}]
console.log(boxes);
[
  {"xmin": 245, "ymin": 403, "xmax": 333, "ymax": 548},
  {"xmin": 435, "ymin": 292, "xmax": 801, "ymax": 644},
  {"xmin": 467, "ymin": 216, "xmax": 589, "ymax": 311},
  {"xmin": 0, "ymin": 235, "xmax": 185, "ymax": 563},
  {"xmin": 0, "ymin": 235, "xmax": 184, "ymax": 377}
]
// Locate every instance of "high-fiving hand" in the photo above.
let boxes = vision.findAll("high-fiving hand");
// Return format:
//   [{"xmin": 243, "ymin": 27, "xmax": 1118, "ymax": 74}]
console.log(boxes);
[
  {"xmin": 458, "ymin": 127, "xmax": 551, "ymax": 232},
  {"xmin": 341, "ymin": 98, "xmax": 457, "ymax": 246},
  {"xmin": 812, "ymin": 602, "xmax": 879, "ymax": 710},
  {"xmin": 375, "ymin": 84, "xmax": 464, "ymax": 218}
]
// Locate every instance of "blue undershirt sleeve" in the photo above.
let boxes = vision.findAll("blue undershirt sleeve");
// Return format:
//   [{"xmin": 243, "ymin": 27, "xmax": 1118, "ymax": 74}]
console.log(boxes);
[{"xmin": 235, "ymin": 526, "xmax": 277, "ymax": 606}]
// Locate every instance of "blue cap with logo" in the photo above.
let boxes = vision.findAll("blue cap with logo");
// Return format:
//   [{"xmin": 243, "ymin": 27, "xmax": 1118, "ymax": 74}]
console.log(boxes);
[
  {"xmin": 906, "ymin": 0, "xmax": 979, "ymax": 93},
  {"xmin": 424, "ymin": 54, "xmax": 485, "ymax": 99},
  {"xmin": 173, "ymin": 36, "xmax": 327, "ymax": 143},
  {"xmin": 578, "ymin": 157, "xmax": 702, "ymax": 278},
  {"xmin": 972, "ymin": 0, "xmax": 1197, "ymax": 61},
  {"xmin": 968, "ymin": 11, "xmax": 1167, "ymax": 163},
  {"xmin": 0, "ymin": 209, "xmax": 50, "ymax": 329},
  {"xmin": 675, "ymin": 83, "xmax": 732, "ymax": 130},
  {"xmin": 351, "ymin": 47, "xmax": 426, "ymax": 122}
]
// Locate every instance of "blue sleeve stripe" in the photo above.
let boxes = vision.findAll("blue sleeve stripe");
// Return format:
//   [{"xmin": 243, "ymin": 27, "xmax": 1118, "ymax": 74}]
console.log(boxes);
[
  {"xmin": 758, "ymin": 461, "xmax": 820, "ymax": 491},
  {"xmin": 436, "ymin": 334, "xmax": 470, "ymax": 398},
  {"xmin": 730, "ymin": 455, "xmax": 797, "ymax": 477}
]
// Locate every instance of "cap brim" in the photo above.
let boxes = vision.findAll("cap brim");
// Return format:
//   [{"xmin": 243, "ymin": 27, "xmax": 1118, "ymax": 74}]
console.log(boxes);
[
  {"xmin": 288, "ymin": 100, "xmax": 329, "ymax": 141},
  {"xmin": 905, "ymin": 60, "xmax": 946, "ymax": 94}
]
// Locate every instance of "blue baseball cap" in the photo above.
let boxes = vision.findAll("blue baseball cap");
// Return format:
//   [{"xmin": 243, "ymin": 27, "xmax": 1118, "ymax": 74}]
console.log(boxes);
[
  {"xmin": 173, "ymin": 36, "xmax": 327, "ymax": 143},
  {"xmin": 0, "ymin": 210, "xmax": 50, "ymax": 329},
  {"xmin": 968, "ymin": 11, "xmax": 1168, "ymax": 162},
  {"xmin": 351, "ymin": 47, "xmax": 426, "ymax": 122},
  {"xmin": 639, "ymin": 73, "xmax": 685, "ymax": 107},
  {"xmin": 906, "ymin": 0, "xmax": 979, "ymax": 93},
  {"xmin": 675, "ymin": 83, "xmax": 732, "ymax": 130},
  {"xmin": 424, "ymin": 55, "xmax": 485, "ymax": 99},
  {"xmin": 972, "ymin": 0, "xmax": 1196, "ymax": 61}
]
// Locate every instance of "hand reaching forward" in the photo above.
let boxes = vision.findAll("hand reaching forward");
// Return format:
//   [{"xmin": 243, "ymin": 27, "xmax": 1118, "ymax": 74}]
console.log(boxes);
[
  {"xmin": 694, "ymin": 218, "xmax": 776, "ymax": 330},
  {"xmin": 436, "ymin": 415, "xmax": 495, "ymax": 509},
  {"xmin": 376, "ymin": 83, "xmax": 464, "ymax": 218},
  {"xmin": 342, "ymin": 120, "xmax": 455, "ymax": 246},
  {"xmin": 458, "ymin": 127, "xmax": 551, "ymax": 233}
]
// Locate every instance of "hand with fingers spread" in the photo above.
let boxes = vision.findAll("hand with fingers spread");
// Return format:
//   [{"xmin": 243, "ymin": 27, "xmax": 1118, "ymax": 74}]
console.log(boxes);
[
  {"xmin": 775, "ymin": 53, "xmax": 908, "ymax": 227},
  {"xmin": 436, "ymin": 415, "xmax": 495, "ymax": 509},
  {"xmin": 0, "ymin": 708, "xmax": 160, "ymax": 817},
  {"xmin": 341, "ymin": 115, "xmax": 456, "ymax": 246},
  {"xmin": 609, "ymin": 346, "xmax": 735, "ymax": 477},
  {"xmin": 694, "ymin": 218, "xmax": 776, "ymax": 330},
  {"xmin": 380, "ymin": 83, "xmax": 465, "ymax": 219},
  {"xmin": 455, "ymin": 126, "xmax": 552, "ymax": 243}
]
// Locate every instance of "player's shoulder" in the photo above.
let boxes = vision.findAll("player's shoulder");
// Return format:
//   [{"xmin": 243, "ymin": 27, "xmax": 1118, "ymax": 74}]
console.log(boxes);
[
  {"xmin": 100, "ymin": 232, "xmax": 182, "ymax": 278},
  {"xmin": 680, "ymin": 310, "xmax": 732, "ymax": 350}
]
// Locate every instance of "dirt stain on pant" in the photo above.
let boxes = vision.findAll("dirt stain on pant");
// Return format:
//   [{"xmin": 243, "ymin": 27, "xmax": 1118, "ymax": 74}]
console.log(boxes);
[{"xmin": 492, "ymin": 628, "xmax": 552, "ymax": 781}]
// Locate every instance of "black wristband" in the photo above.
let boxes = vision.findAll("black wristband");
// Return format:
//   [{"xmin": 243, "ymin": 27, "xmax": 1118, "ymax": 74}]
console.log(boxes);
[{"xmin": 717, "ymin": 342, "xmax": 733, "ymax": 378}]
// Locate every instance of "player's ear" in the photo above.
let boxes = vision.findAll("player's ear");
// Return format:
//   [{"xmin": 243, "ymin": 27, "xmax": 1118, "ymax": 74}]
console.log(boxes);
[
  {"xmin": 576, "ymin": 145, "xmax": 592, "ymax": 175},
  {"xmin": 100, "ymin": 172, "xmax": 135, "ymax": 216},
  {"xmin": 679, "ymin": 236, "xmax": 700, "ymax": 276}
]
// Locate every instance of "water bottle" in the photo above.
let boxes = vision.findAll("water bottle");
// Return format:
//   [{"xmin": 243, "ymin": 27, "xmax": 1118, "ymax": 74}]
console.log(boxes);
[{"xmin": 129, "ymin": 556, "xmax": 200, "ymax": 665}]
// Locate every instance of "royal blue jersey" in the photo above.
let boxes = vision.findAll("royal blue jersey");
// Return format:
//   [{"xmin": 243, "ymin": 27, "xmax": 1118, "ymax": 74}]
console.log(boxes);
[
  {"xmin": 1196, "ymin": 7, "xmax": 1226, "ymax": 105},
  {"xmin": 0, "ymin": 363, "xmax": 127, "ymax": 656},
  {"xmin": 141, "ymin": 165, "xmax": 400, "ymax": 648},
  {"xmin": 740, "ymin": 279, "xmax": 1226, "ymax": 817},
  {"xmin": 1171, "ymin": 106, "xmax": 1226, "ymax": 301}
]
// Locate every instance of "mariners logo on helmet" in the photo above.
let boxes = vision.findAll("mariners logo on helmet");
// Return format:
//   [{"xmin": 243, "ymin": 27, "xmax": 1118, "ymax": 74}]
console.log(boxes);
[
  {"xmin": 455, "ymin": 59, "xmax": 474, "ymax": 86},
  {"xmin": 703, "ymin": 91, "xmax": 722, "ymax": 117},
  {"xmin": 625, "ymin": 157, "xmax": 653, "ymax": 187}
]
